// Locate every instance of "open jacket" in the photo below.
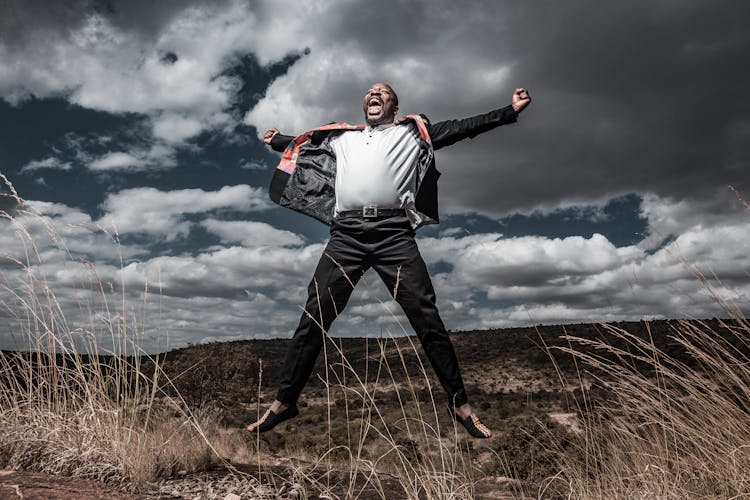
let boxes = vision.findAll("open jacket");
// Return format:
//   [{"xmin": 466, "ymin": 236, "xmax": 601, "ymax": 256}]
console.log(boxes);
[{"xmin": 267, "ymin": 105, "xmax": 518, "ymax": 228}]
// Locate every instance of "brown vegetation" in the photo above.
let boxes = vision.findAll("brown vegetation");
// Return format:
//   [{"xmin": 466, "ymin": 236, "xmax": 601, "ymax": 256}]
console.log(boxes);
[{"xmin": 4, "ymin": 318, "xmax": 748, "ymax": 498}]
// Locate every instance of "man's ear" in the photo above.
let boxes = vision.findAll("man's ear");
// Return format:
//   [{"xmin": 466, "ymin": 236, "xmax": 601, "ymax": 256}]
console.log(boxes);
[{"xmin": 393, "ymin": 105, "xmax": 399, "ymax": 118}]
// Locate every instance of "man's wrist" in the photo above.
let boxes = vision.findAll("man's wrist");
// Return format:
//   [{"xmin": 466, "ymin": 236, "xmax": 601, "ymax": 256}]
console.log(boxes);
[{"xmin": 512, "ymin": 101, "xmax": 527, "ymax": 114}]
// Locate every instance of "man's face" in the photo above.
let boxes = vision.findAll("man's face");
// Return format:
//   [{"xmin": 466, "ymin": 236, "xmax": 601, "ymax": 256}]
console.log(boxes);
[{"xmin": 363, "ymin": 83, "xmax": 398, "ymax": 126}]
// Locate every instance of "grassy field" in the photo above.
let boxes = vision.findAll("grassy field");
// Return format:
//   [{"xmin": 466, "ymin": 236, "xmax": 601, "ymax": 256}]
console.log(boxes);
[{"xmin": 2, "ymin": 318, "xmax": 749, "ymax": 498}]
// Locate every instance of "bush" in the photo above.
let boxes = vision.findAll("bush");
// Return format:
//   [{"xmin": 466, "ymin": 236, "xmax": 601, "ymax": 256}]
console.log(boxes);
[{"xmin": 483, "ymin": 415, "xmax": 577, "ymax": 482}]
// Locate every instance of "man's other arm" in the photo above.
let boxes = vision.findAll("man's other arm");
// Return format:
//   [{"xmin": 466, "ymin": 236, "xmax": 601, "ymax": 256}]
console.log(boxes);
[
  {"xmin": 428, "ymin": 88, "xmax": 531, "ymax": 150},
  {"xmin": 264, "ymin": 127, "xmax": 295, "ymax": 152}
]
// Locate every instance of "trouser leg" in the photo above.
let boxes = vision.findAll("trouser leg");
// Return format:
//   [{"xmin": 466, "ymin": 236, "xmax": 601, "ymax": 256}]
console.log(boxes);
[
  {"xmin": 371, "ymin": 219, "xmax": 468, "ymax": 407},
  {"xmin": 276, "ymin": 233, "xmax": 367, "ymax": 405}
]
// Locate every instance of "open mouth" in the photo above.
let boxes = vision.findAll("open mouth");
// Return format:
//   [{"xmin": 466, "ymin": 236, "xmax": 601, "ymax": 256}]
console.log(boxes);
[{"xmin": 367, "ymin": 96, "xmax": 383, "ymax": 114}]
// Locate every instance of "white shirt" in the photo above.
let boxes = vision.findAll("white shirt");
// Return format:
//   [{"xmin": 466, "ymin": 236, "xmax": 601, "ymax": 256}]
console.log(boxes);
[{"xmin": 331, "ymin": 122, "xmax": 422, "ymax": 227}]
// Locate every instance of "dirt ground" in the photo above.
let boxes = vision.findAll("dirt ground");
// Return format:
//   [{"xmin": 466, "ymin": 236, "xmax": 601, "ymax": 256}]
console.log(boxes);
[
  {"xmin": 0, "ymin": 465, "xmax": 407, "ymax": 500},
  {"xmin": 0, "ymin": 466, "xmax": 537, "ymax": 499},
  {"xmin": 0, "ymin": 469, "xmax": 145, "ymax": 499}
]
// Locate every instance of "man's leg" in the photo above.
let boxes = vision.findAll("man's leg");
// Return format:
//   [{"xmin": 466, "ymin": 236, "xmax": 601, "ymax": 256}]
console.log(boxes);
[
  {"xmin": 371, "ymin": 217, "xmax": 491, "ymax": 438},
  {"xmin": 369, "ymin": 218, "xmax": 467, "ymax": 407},
  {"xmin": 247, "ymin": 226, "xmax": 367, "ymax": 433},
  {"xmin": 276, "ymin": 244, "xmax": 365, "ymax": 404}
]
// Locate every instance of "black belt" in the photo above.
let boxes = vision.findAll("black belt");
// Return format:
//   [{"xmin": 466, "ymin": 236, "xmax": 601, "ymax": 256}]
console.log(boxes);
[{"xmin": 337, "ymin": 206, "xmax": 406, "ymax": 219}]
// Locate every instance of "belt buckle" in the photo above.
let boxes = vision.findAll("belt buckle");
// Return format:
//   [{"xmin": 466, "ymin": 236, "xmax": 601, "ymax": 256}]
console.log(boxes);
[{"xmin": 362, "ymin": 205, "xmax": 378, "ymax": 218}]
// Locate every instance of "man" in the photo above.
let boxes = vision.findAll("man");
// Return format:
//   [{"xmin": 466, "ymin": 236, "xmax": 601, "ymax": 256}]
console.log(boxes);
[{"xmin": 247, "ymin": 82, "xmax": 531, "ymax": 438}]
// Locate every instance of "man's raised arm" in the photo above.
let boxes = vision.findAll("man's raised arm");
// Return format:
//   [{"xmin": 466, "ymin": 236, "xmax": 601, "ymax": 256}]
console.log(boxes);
[
  {"xmin": 428, "ymin": 88, "xmax": 531, "ymax": 150},
  {"xmin": 264, "ymin": 127, "xmax": 294, "ymax": 153}
]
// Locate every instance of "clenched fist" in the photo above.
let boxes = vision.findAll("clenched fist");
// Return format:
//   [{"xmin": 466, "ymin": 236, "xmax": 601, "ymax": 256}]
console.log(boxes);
[
  {"xmin": 264, "ymin": 128, "xmax": 280, "ymax": 144},
  {"xmin": 511, "ymin": 88, "xmax": 531, "ymax": 114}
]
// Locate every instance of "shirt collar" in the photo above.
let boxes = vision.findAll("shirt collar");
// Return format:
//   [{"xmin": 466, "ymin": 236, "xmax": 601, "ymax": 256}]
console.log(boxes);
[{"xmin": 364, "ymin": 122, "xmax": 395, "ymax": 133}]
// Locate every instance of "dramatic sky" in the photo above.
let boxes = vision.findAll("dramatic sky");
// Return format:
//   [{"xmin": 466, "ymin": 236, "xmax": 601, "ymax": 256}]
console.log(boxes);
[{"xmin": 1, "ymin": 0, "xmax": 749, "ymax": 352}]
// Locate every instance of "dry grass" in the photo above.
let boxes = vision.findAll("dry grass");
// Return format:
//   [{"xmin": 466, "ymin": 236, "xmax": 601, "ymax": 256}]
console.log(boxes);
[
  {"xmin": 549, "ymin": 313, "xmax": 750, "ymax": 499},
  {"xmin": 0, "ymin": 179, "xmax": 222, "ymax": 492}
]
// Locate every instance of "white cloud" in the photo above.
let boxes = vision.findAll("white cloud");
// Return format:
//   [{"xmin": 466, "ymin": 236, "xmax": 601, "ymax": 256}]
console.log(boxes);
[
  {"xmin": 89, "ymin": 152, "xmax": 144, "ymax": 171},
  {"xmin": 19, "ymin": 157, "xmax": 73, "ymax": 173},
  {"xmin": 1, "ymin": 200, "xmax": 146, "ymax": 261},
  {"xmin": 638, "ymin": 190, "xmax": 748, "ymax": 250},
  {"xmin": 0, "ymin": 1, "xmax": 275, "ymax": 151},
  {"xmin": 96, "ymin": 185, "xmax": 271, "ymax": 239},
  {"xmin": 412, "ymin": 196, "xmax": 750, "ymax": 328},
  {"xmin": 21, "ymin": 145, "xmax": 177, "ymax": 174},
  {"xmin": 73, "ymin": 141, "xmax": 178, "ymax": 172},
  {"xmin": 1, "ymin": 8, "xmax": 234, "ymax": 118},
  {"xmin": 118, "ymin": 242, "xmax": 324, "ymax": 297},
  {"xmin": 2, "ymin": 193, "xmax": 748, "ymax": 351},
  {"xmin": 453, "ymin": 233, "xmax": 640, "ymax": 286},
  {"xmin": 0, "ymin": 195, "xmax": 313, "ymax": 351},
  {"xmin": 244, "ymin": 44, "xmax": 373, "ymax": 134},
  {"xmin": 438, "ymin": 227, "xmax": 466, "ymax": 238},
  {"xmin": 151, "ymin": 112, "xmax": 206, "ymax": 143},
  {"xmin": 201, "ymin": 219, "xmax": 304, "ymax": 248}
]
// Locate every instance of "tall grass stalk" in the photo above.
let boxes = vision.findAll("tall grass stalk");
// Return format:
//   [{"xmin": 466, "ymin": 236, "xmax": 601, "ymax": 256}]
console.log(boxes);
[
  {"xmin": 553, "ymin": 314, "xmax": 750, "ymax": 499},
  {"xmin": 0, "ymin": 183, "xmax": 220, "ymax": 492}
]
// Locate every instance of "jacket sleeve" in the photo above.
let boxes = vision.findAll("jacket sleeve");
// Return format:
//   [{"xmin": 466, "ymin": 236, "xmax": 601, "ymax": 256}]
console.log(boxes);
[
  {"xmin": 268, "ymin": 133, "xmax": 295, "ymax": 152},
  {"xmin": 427, "ymin": 105, "xmax": 518, "ymax": 150}
]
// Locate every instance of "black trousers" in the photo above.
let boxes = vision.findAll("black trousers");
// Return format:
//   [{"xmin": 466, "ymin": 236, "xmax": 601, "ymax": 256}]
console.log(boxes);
[{"xmin": 276, "ymin": 215, "xmax": 468, "ymax": 407}]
